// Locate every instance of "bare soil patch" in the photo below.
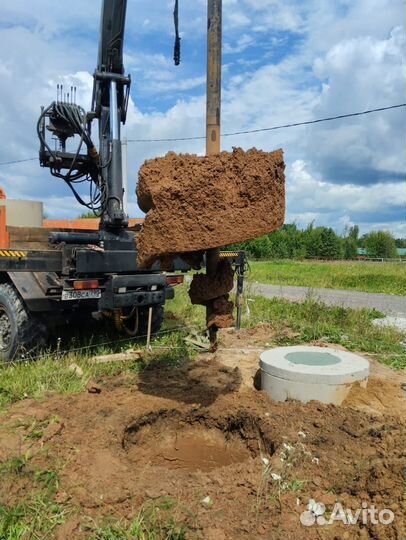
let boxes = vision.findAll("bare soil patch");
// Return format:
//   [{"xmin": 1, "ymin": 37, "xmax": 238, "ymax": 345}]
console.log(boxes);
[{"xmin": 0, "ymin": 326, "xmax": 405, "ymax": 539}]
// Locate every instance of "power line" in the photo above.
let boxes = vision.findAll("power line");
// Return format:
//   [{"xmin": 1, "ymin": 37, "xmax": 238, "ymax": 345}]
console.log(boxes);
[
  {"xmin": 0, "ymin": 103, "xmax": 404, "ymax": 166},
  {"xmin": 0, "ymin": 157, "xmax": 37, "ymax": 167},
  {"xmin": 127, "ymin": 103, "xmax": 406, "ymax": 142}
]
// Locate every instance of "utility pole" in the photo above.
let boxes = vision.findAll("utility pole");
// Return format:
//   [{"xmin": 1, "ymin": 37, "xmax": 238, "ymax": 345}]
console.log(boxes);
[
  {"xmin": 206, "ymin": 0, "xmax": 222, "ymax": 156},
  {"xmin": 206, "ymin": 0, "xmax": 222, "ymax": 348}
]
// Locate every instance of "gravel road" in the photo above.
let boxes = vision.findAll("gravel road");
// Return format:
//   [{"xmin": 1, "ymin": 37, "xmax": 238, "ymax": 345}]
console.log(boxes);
[{"xmin": 252, "ymin": 283, "xmax": 406, "ymax": 317}]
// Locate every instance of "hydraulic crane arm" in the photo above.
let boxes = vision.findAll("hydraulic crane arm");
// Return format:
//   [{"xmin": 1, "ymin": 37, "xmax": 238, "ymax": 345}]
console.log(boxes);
[
  {"xmin": 98, "ymin": 0, "xmax": 127, "ymax": 76},
  {"xmin": 92, "ymin": 0, "xmax": 131, "ymax": 230},
  {"xmin": 38, "ymin": 0, "xmax": 131, "ymax": 232},
  {"xmin": 92, "ymin": 0, "xmax": 130, "ymax": 119}
]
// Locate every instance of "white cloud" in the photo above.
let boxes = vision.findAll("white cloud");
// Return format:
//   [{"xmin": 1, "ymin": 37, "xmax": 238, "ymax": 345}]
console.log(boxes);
[
  {"xmin": 225, "ymin": 11, "xmax": 251, "ymax": 29},
  {"xmin": 224, "ymin": 34, "xmax": 254, "ymax": 54},
  {"xmin": 223, "ymin": 0, "xmax": 306, "ymax": 33},
  {"xmin": 306, "ymin": 26, "xmax": 405, "ymax": 185},
  {"xmin": 286, "ymin": 160, "xmax": 405, "ymax": 233}
]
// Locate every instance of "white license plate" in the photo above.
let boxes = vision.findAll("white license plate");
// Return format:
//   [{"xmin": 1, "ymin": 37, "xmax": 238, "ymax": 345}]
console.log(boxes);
[{"xmin": 62, "ymin": 289, "xmax": 101, "ymax": 301}]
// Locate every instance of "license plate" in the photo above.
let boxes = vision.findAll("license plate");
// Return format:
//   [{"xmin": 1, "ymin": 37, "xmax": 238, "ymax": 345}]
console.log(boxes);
[{"xmin": 62, "ymin": 289, "xmax": 101, "ymax": 301}]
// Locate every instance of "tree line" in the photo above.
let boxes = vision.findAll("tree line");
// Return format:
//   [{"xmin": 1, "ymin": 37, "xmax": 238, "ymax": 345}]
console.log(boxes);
[
  {"xmin": 77, "ymin": 210, "xmax": 403, "ymax": 260},
  {"xmin": 231, "ymin": 224, "xmax": 405, "ymax": 260}
]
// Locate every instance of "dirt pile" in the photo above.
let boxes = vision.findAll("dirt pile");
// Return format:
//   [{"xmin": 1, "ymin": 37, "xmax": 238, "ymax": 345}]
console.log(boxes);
[{"xmin": 136, "ymin": 147, "xmax": 285, "ymax": 268}]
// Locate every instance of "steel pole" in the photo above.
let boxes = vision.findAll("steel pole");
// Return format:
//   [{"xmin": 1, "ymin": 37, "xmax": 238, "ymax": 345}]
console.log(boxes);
[
  {"xmin": 206, "ymin": 0, "xmax": 222, "ymax": 347},
  {"xmin": 107, "ymin": 80, "xmax": 125, "ymax": 225},
  {"xmin": 121, "ymin": 137, "xmax": 128, "ymax": 215}
]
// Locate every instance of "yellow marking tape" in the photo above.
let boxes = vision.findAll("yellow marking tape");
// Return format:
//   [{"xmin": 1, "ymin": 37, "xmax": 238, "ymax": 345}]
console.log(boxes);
[{"xmin": 0, "ymin": 250, "xmax": 27, "ymax": 257}]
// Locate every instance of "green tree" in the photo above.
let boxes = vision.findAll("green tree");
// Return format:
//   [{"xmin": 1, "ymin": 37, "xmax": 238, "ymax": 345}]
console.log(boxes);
[
  {"xmin": 364, "ymin": 231, "xmax": 397, "ymax": 258},
  {"xmin": 342, "ymin": 236, "xmax": 358, "ymax": 259},
  {"xmin": 319, "ymin": 227, "xmax": 343, "ymax": 259},
  {"xmin": 342, "ymin": 225, "xmax": 358, "ymax": 259},
  {"xmin": 278, "ymin": 224, "xmax": 306, "ymax": 258},
  {"xmin": 231, "ymin": 221, "xmax": 375, "ymax": 260},
  {"xmin": 348, "ymin": 225, "xmax": 359, "ymax": 241},
  {"xmin": 395, "ymin": 238, "xmax": 406, "ymax": 248},
  {"xmin": 302, "ymin": 225, "xmax": 342, "ymax": 259},
  {"xmin": 240, "ymin": 235, "xmax": 273, "ymax": 259},
  {"xmin": 77, "ymin": 211, "xmax": 98, "ymax": 219},
  {"xmin": 303, "ymin": 225, "xmax": 324, "ymax": 258}
]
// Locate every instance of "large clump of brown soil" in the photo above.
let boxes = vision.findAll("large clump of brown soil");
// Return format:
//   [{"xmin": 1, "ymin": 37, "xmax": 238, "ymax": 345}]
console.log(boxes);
[{"xmin": 136, "ymin": 147, "xmax": 285, "ymax": 268}]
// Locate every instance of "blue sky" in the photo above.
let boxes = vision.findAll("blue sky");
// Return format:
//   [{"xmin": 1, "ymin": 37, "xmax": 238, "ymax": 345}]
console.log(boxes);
[{"xmin": 0, "ymin": 0, "xmax": 404, "ymax": 236}]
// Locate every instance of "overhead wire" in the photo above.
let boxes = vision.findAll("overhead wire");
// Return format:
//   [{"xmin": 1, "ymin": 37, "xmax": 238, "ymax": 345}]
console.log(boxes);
[
  {"xmin": 0, "ymin": 102, "xmax": 404, "ymax": 166},
  {"xmin": 0, "ymin": 158, "xmax": 37, "ymax": 166},
  {"xmin": 126, "ymin": 103, "xmax": 406, "ymax": 142}
]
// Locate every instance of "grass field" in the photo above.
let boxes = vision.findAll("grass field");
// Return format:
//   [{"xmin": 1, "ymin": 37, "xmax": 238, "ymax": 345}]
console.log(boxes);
[
  {"xmin": 0, "ymin": 284, "xmax": 404, "ymax": 413},
  {"xmin": 249, "ymin": 260, "xmax": 406, "ymax": 295}
]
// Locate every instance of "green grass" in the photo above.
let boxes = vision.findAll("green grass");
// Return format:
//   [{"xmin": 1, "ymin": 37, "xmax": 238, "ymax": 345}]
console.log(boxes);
[
  {"xmin": 0, "ymin": 463, "xmax": 186, "ymax": 540},
  {"xmin": 0, "ymin": 493, "xmax": 67, "ymax": 539},
  {"xmin": 244, "ymin": 293, "xmax": 406, "ymax": 369},
  {"xmin": 0, "ymin": 355, "xmax": 104, "ymax": 410},
  {"xmin": 249, "ymin": 260, "xmax": 406, "ymax": 295},
  {"xmin": 0, "ymin": 433, "xmax": 186, "ymax": 540},
  {"xmin": 0, "ymin": 282, "xmax": 404, "ymax": 413},
  {"xmin": 0, "ymin": 326, "xmax": 194, "ymax": 410},
  {"xmin": 169, "ymin": 284, "xmax": 406, "ymax": 369},
  {"xmin": 88, "ymin": 504, "xmax": 187, "ymax": 540},
  {"xmin": 0, "ymin": 455, "xmax": 67, "ymax": 540},
  {"xmin": 170, "ymin": 284, "xmax": 406, "ymax": 369}
]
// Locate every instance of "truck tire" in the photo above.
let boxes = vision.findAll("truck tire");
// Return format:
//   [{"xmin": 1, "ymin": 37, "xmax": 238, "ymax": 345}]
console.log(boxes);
[
  {"xmin": 0, "ymin": 283, "xmax": 46, "ymax": 362},
  {"xmin": 138, "ymin": 306, "xmax": 164, "ymax": 337}
]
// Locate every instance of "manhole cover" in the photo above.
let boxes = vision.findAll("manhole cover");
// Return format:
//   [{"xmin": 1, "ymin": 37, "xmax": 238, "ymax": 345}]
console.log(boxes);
[
  {"xmin": 260, "ymin": 346, "xmax": 370, "ymax": 405},
  {"xmin": 285, "ymin": 351, "xmax": 341, "ymax": 366}
]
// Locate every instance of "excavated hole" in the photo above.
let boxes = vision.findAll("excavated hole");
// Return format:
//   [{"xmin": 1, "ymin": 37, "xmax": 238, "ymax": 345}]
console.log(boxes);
[{"xmin": 122, "ymin": 409, "xmax": 274, "ymax": 472}]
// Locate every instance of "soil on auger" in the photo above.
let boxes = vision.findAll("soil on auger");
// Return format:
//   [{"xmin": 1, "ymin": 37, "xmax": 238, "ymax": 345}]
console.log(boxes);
[{"xmin": 136, "ymin": 147, "xmax": 285, "ymax": 268}]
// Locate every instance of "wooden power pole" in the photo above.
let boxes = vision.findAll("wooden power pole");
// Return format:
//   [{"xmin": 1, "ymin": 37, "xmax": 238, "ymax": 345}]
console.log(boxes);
[{"xmin": 206, "ymin": 0, "xmax": 222, "ymax": 347}]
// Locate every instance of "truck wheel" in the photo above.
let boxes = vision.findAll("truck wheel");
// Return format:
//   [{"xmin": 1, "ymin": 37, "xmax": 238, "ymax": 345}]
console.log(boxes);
[
  {"xmin": 0, "ymin": 283, "xmax": 46, "ymax": 362},
  {"xmin": 138, "ymin": 306, "xmax": 164, "ymax": 337}
]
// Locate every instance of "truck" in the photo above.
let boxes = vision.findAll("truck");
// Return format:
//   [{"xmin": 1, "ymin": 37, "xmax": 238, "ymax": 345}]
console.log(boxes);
[
  {"xmin": 0, "ymin": 0, "xmax": 245, "ymax": 362},
  {"xmin": 0, "ymin": 0, "xmax": 189, "ymax": 361}
]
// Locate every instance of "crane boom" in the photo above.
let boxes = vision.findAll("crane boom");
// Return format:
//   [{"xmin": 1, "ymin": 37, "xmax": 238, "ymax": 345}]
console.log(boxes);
[
  {"xmin": 0, "ymin": 0, "xmax": 250, "ymax": 363},
  {"xmin": 38, "ymin": 0, "xmax": 131, "ymax": 232},
  {"xmin": 98, "ymin": 0, "xmax": 127, "ymax": 76},
  {"xmin": 92, "ymin": 0, "xmax": 131, "ymax": 230}
]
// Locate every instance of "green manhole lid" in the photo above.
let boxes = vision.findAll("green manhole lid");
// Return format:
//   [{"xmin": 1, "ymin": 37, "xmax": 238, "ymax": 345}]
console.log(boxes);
[{"xmin": 285, "ymin": 351, "xmax": 341, "ymax": 366}]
